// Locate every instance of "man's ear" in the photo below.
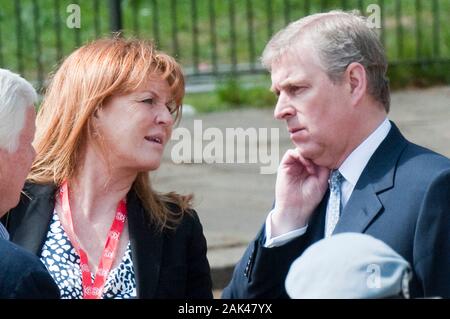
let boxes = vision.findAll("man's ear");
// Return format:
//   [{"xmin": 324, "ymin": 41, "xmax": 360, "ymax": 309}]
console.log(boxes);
[{"xmin": 346, "ymin": 62, "xmax": 367, "ymax": 107}]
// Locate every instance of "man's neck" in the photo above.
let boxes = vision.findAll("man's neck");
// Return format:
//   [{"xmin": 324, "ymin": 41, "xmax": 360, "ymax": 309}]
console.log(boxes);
[{"xmin": 333, "ymin": 111, "xmax": 387, "ymax": 169}]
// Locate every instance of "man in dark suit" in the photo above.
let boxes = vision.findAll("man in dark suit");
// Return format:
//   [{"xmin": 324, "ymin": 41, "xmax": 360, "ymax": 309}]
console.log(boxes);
[
  {"xmin": 223, "ymin": 11, "xmax": 450, "ymax": 298},
  {"xmin": 0, "ymin": 239, "xmax": 61, "ymax": 299},
  {"xmin": 0, "ymin": 68, "xmax": 60, "ymax": 298}
]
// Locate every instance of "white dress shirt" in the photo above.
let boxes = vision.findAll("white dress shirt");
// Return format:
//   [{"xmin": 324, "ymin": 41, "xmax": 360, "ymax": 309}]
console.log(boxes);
[
  {"xmin": 265, "ymin": 118, "xmax": 391, "ymax": 247},
  {"xmin": 0, "ymin": 222, "xmax": 9, "ymax": 240}
]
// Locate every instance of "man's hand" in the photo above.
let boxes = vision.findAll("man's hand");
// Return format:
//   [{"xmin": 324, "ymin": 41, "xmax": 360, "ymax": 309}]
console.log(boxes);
[{"xmin": 271, "ymin": 149, "xmax": 330, "ymax": 237}]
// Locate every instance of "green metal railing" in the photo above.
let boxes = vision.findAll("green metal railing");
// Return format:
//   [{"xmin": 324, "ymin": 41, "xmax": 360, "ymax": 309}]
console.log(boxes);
[{"xmin": 0, "ymin": 0, "xmax": 449, "ymax": 90}]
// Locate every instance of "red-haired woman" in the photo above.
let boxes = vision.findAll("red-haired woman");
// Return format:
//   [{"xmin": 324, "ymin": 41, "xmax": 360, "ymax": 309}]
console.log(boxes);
[{"xmin": 5, "ymin": 38, "xmax": 212, "ymax": 299}]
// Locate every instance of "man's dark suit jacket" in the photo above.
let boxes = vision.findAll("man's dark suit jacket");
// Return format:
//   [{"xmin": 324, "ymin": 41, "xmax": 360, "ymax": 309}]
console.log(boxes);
[
  {"xmin": 223, "ymin": 122, "xmax": 450, "ymax": 299},
  {"xmin": 3, "ymin": 183, "xmax": 213, "ymax": 299},
  {"xmin": 0, "ymin": 238, "xmax": 60, "ymax": 298}
]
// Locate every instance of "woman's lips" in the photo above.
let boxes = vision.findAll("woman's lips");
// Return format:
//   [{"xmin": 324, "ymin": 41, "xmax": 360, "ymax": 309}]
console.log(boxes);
[
  {"xmin": 144, "ymin": 136, "xmax": 164, "ymax": 149},
  {"xmin": 144, "ymin": 136, "xmax": 162, "ymax": 144}
]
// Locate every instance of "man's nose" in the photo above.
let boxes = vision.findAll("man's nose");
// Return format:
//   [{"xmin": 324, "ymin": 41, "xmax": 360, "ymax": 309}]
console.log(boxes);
[{"xmin": 274, "ymin": 92, "xmax": 296, "ymax": 120}]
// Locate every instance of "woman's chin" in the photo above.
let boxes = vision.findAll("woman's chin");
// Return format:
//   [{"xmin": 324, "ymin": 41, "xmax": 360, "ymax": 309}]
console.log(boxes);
[{"xmin": 136, "ymin": 161, "xmax": 162, "ymax": 173}]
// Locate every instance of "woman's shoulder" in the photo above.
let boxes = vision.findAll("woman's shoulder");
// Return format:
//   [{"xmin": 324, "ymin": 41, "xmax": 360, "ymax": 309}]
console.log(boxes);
[{"xmin": 164, "ymin": 201, "xmax": 202, "ymax": 230}]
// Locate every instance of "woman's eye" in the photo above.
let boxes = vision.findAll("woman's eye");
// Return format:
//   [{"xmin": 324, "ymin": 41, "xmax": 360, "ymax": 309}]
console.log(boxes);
[
  {"xmin": 166, "ymin": 102, "xmax": 177, "ymax": 114},
  {"xmin": 142, "ymin": 98, "xmax": 154, "ymax": 104}
]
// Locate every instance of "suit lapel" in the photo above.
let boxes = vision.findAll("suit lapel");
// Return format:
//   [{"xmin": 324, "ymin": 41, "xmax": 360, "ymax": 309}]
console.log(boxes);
[
  {"xmin": 307, "ymin": 190, "xmax": 329, "ymax": 242},
  {"xmin": 12, "ymin": 187, "xmax": 56, "ymax": 255},
  {"xmin": 333, "ymin": 172, "xmax": 383, "ymax": 234},
  {"xmin": 127, "ymin": 191, "xmax": 163, "ymax": 299},
  {"xmin": 333, "ymin": 122, "xmax": 408, "ymax": 234}
]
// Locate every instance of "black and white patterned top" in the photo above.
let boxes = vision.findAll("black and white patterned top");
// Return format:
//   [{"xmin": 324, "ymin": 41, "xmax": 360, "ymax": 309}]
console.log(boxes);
[{"xmin": 40, "ymin": 211, "xmax": 137, "ymax": 299}]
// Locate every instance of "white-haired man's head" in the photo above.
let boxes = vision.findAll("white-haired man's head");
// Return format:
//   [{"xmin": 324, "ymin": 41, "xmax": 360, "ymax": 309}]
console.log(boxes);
[
  {"xmin": 0, "ymin": 68, "xmax": 37, "ymax": 152},
  {"xmin": 0, "ymin": 69, "xmax": 37, "ymax": 215}
]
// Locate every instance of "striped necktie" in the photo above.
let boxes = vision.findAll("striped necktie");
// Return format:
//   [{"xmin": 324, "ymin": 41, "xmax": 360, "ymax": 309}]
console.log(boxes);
[{"xmin": 325, "ymin": 170, "xmax": 344, "ymax": 238}]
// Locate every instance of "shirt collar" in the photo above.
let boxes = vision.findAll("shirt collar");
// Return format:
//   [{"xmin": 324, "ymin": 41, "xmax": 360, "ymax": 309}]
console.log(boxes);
[
  {"xmin": 339, "ymin": 118, "xmax": 391, "ymax": 187},
  {"xmin": 0, "ymin": 222, "xmax": 9, "ymax": 241}
]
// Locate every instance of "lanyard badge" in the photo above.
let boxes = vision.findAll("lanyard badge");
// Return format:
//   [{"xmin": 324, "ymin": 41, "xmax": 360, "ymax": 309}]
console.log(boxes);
[{"xmin": 59, "ymin": 180, "xmax": 127, "ymax": 299}]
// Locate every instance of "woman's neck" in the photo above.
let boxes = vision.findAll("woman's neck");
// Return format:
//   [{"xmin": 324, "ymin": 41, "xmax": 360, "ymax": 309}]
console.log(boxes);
[{"xmin": 68, "ymin": 146, "xmax": 136, "ymax": 222}]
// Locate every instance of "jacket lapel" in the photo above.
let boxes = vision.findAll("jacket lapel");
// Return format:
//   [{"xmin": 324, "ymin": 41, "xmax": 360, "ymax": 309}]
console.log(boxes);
[
  {"xmin": 333, "ymin": 122, "xmax": 408, "ymax": 234},
  {"xmin": 306, "ymin": 190, "xmax": 329, "ymax": 242},
  {"xmin": 12, "ymin": 185, "xmax": 56, "ymax": 255},
  {"xmin": 333, "ymin": 172, "xmax": 383, "ymax": 234},
  {"xmin": 127, "ymin": 191, "xmax": 163, "ymax": 299}
]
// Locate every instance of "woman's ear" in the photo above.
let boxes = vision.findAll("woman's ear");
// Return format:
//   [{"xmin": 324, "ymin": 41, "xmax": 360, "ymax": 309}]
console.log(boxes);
[
  {"xmin": 93, "ymin": 106, "xmax": 100, "ymax": 118},
  {"xmin": 90, "ymin": 107, "xmax": 102, "ymax": 138},
  {"xmin": 346, "ymin": 62, "xmax": 367, "ymax": 107}
]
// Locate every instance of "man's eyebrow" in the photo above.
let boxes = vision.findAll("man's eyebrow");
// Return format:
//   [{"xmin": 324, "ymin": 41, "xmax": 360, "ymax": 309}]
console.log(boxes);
[
  {"xmin": 279, "ymin": 76, "xmax": 306, "ymax": 89},
  {"xmin": 270, "ymin": 74, "xmax": 307, "ymax": 93}
]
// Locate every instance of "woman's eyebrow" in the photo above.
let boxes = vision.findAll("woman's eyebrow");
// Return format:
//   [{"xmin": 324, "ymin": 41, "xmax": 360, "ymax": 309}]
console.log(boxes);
[{"xmin": 135, "ymin": 90, "xmax": 159, "ymax": 98}]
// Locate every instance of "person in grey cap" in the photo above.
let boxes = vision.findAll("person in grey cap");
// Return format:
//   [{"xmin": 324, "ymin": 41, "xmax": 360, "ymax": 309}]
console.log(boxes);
[
  {"xmin": 285, "ymin": 233, "xmax": 412, "ymax": 299},
  {"xmin": 223, "ymin": 10, "xmax": 450, "ymax": 299}
]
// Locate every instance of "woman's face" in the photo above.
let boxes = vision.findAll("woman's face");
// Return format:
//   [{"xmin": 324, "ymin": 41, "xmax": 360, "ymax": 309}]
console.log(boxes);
[{"xmin": 94, "ymin": 76, "xmax": 176, "ymax": 172}]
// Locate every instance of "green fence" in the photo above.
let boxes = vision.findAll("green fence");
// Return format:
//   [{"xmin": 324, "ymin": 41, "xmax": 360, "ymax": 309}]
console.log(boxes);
[{"xmin": 0, "ymin": 0, "xmax": 449, "ymax": 91}]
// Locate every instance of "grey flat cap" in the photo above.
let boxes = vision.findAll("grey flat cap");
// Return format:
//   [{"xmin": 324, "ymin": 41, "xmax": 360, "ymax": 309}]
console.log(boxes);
[{"xmin": 285, "ymin": 233, "xmax": 412, "ymax": 299}]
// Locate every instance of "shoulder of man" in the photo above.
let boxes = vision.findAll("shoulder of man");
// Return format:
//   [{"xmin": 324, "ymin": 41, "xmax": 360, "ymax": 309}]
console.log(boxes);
[
  {"xmin": 0, "ymin": 239, "xmax": 47, "ymax": 274},
  {"xmin": 0, "ymin": 239, "xmax": 59, "ymax": 299},
  {"xmin": 398, "ymin": 141, "xmax": 450, "ymax": 181}
]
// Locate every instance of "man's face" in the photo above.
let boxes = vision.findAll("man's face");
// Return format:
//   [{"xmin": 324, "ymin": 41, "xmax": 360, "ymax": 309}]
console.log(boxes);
[
  {"xmin": 271, "ymin": 41, "xmax": 355, "ymax": 168},
  {"xmin": 0, "ymin": 108, "xmax": 36, "ymax": 215}
]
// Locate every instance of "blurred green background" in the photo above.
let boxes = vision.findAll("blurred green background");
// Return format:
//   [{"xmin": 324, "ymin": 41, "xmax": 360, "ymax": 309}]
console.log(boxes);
[{"xmin": 0, "ymin": 0, "xmax": 449, "ymax": 112}]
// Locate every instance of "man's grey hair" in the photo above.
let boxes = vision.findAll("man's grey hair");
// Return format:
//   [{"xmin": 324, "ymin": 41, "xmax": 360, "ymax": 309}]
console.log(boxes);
[
  {"xmin": 0, "ymin": 68, "xmax": 37, "ymax": 152},
  {"xmin": 262, "ymin": 10, "xmax": 390, "ymax": 112}
]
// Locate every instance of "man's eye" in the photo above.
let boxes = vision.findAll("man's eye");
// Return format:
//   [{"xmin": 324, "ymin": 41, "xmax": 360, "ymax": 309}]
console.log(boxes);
[
  {"xmin": 290, "ymin": 86, "xmax": 306, "ymax": 94},
  {"xmin": 142, "ymin": 98, "xmax": 153, "ymax": 104}
]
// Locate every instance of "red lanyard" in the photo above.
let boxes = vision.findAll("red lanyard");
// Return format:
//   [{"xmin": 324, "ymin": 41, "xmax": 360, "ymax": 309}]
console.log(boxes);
[{"xmin": 59, "ymin": 180, "xmax": 127, "ymax": 299}]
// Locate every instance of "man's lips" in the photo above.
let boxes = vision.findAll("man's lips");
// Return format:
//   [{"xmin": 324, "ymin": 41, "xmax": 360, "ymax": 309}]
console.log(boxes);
[
  {"xmin": 289, "ymin": 127, "xmax": 308, "ymax": 141},
  {"xmin": 289, "ymin": 127, "xmax": 305, "ymax": 134}
]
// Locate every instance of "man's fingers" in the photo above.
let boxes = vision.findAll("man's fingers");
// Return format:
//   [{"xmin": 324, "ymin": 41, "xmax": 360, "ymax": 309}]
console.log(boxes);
[
  {"xmin": 296, "ymin": 150, "xmax": 323, "ymax": 175},
  {"xmin": 281, "ymin": 149, "xmax": 302, "ymax": 166},
  {"xmin": 280, "ymin": 149, "xmax": 330, "ymax": 178},
  {"xmin": 297, "ymin": 152, "xmax": 316, "ymax": 175}
]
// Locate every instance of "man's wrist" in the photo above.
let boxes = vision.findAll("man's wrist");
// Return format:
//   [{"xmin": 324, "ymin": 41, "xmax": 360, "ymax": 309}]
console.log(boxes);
[{"xmin": 270, "ymin": 208, "xmax": 309, "ymax": 237}]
